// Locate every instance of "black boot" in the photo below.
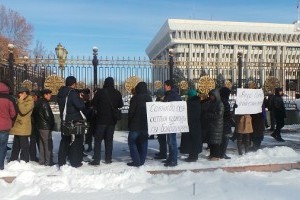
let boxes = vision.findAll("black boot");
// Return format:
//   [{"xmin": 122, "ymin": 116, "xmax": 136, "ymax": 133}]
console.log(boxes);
[
  {"xmin": 237, "ymin": 139, "xmax": 243, "ymax": 155},
  {"xmin": 220, "ymin": 137, "xmax": 231, "ymax": 159},
  {"xmin": 244, "ymin": 134, "xmax": 250, "ymax": 154}
]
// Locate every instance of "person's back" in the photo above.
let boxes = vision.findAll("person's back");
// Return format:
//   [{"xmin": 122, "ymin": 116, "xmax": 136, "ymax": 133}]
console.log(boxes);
[{"xmin": 0, "ymin": 81, "xmax": 17, "ymax": 170}]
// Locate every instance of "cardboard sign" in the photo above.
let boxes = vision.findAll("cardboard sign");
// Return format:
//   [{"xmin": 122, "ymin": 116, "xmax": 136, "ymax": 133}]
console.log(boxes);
[
  {"xmin": 146, "ymin": 101, "xmax": 189, "ymax": 135},
  {"xmin": 235, "ymin": 88, "xmax": 264, "ymax": 115}
]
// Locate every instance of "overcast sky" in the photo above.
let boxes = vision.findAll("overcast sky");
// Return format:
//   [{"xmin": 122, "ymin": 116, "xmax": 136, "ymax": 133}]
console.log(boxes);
[{"xmin": 0, "ymin": 0, "xmax": 298, "ymax": 58}]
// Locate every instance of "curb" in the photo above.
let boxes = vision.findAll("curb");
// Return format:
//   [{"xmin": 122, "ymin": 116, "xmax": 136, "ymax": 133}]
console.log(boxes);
[{"xmin": 1, "ymin": 162, "xmax": 300, "ymax": 183}]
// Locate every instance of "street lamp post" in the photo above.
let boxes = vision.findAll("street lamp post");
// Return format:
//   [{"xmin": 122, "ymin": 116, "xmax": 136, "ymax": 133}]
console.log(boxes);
[
  {"xmin": 23, "ymin": 56, "xmax": 28, "ymax": 80},
  {"xmin": 237, "ymin": 52, "xmax": 243, "ymax": 88},
  {"xmin": 168, "ymin": 48, "xmax": 174, "ymax": 81},
  {"xmin": 55, "ymin": 43, "xmax": 68, "ymax": 78},
  {"xmin": 8, "ymin": 44, "xmax": 15, "ymax": 94},
  {"xmin": 92, "ymin": 47, "xmax": 98, "ymax": 89}
]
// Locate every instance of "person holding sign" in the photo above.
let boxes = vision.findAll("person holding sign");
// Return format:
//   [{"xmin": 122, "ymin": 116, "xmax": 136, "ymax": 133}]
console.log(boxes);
[
  {"xmin": 204, "ymin": 89, "xmax": 224, "ymax": 161},
  {"xmin": 127, "ymin": 82, "xmax": 152, "ymax": 167},
  {"xmin": 162, "ymin": 80, "xmax": 182, "ymax": 167}
]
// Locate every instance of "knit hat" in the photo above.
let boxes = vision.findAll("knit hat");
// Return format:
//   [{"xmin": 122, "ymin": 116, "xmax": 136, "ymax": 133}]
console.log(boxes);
[
  {"xmin": 187, "ymin": 89, "xmax": 197, "ymax": 98},
  {"xmin": 18, "ymin": 87, "xmax": 29, "ymax": 93}
]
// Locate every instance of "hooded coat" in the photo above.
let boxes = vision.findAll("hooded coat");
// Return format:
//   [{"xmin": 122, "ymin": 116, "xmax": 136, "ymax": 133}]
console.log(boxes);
[
  {"xmin": 10, "ymin": 95, "xmax": 34, "ymax": 136},
  {"xmin": 0, "ymin": 82, "xmax": 17, "ymax": 131},
  {"xmin": 92, "ymin": 77, "xmax": 124, "ymax": 125},
  {"xmin": 205, "ymin": 89, "xmax": 224, "ymax": 145},
  {"xmin": 273, "ymin": 88, "xmax": 286, "ymax": 120},
  {"xmin": 128, "ymin": 82, "xmax": 152, "ymax": 131}
]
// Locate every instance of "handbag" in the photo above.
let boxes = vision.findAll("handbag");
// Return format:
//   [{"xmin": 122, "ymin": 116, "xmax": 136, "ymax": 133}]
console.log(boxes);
[
  {"xmin": 105, "ymin": 89, "xmax": 122, "ymax": 121},
  {"xmin": 62, "ymin": 90, "xmax": 88, "ymax": 136}
]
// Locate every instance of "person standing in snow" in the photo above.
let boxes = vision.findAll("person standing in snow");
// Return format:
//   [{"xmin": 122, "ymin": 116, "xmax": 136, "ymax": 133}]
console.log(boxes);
[
  {"xmin": 33, "ymin": 89, "xmax": 55, "ymax": 166},
  {"xmin": 205, "ymin": 89, "xmax": 224, "ymax": 160},
  {"xmin": 162, "ymin": 80, "xmax": 181, "ymax": 167},
  {"xmin": 9, "ymin": 87, "xmax": 34, "ymax": 163},
  {"xmin": 127, "ymin": 82, "xmax": 152, "ymax": 167},
  {"xmin": 0, "ymin": 81, "xmax": 17, "ymax": 170},
  {"xmin": 57, "ymin": 76, "xmax": 86, "ymax": 168},
  {"xmin": 89, "ymin": 77, "xmax": 123, "ymax": 165},
  {"xmin": 271, "ymin": 87, "xmax": 286, "ymax": 142}
]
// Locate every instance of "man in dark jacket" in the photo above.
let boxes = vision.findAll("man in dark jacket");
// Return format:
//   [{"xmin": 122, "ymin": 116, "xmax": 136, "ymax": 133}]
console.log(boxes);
[
  {"xmin": 163, "ymin": 80, "xmax": 182, "ymax": 167},
  {"xmin": 271, "ymin": 87, "xmax": 286, "ymax": 142},
  {"xmin": 89, "ymin": 77, "xmax": 123, "ymax": 165},
  {"xmin": 33, "ymin": 89, "xmax": 55, "ymax": 166},
  {"xmin": 57, "ymin": 76, "xmax": 86, "ymax": 168}
]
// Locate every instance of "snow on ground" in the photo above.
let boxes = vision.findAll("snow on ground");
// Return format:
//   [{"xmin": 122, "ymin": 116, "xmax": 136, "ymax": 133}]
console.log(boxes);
[{"xmin": 1, "ymin": 125, "xmax": 300, "ymax": 200}]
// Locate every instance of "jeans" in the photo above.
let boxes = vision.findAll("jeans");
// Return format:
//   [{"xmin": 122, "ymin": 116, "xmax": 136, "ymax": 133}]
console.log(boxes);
[
  {"xmin": 0, "ymin": 132, "xmax": 9, "ymax": 170},
  {"xmin": 128, "ymin": 131, "xmax": 148, "ymax": 166},
  {"xmin": 166, "ymin": 133, "xmax": 178, "ymax": 164},
  {"xmin": 93, "ymin": 124, "xmax": 115, "ymax": 162}
]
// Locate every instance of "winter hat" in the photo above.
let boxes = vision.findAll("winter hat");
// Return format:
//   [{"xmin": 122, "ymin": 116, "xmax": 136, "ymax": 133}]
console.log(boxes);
[
  {"xmin": 187, "ymin": 89, "xmax": 197, "ymax": 98},
  {"xmin": 18, "ymin": 87, "xmax": 29, "ymax": 93},
  {"xmin": 104, "ymin": 77, "xmax": 114, "ymax": 88},
  {"xmin": 0, "ymin": 82, "xmax": 10, "ymax": 94}
]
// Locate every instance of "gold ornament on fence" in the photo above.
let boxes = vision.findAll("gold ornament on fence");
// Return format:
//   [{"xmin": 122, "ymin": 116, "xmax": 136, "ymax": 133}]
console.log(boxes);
[
  {"xmin": 248, "ymin": 81, "xmax": 256, "ymax": 89},
  {"xmin": 224, "ymin": 80, "xmax": 232, "ymax": 89},
  {"xmin": 263, "ymin": 76, "xmax": 280, "ymax": 94},
  {"xmin": 180, "ymin": 80, "xmax": 189, "ymax": 90},
  {"xmin": 77, "ymin": 81, "xmax": 86, "ymax": 90},
  {"xmin": 198, "ymin": 75, "xmax": 215, "ymax": 94},
  {"xmin": 21, "ymin": 80, "xmax": 33, "ymax": 91},
  {"xmin": 154, "ymin": 80, "xmax": 162, "ymax": 90},
  {"xmin": 44, "ymin": 75, "xmax": 64, "ymax": 95},
  {"xmin": 125, "ymin": 76, "xmax": 142, "ymax": 93}
]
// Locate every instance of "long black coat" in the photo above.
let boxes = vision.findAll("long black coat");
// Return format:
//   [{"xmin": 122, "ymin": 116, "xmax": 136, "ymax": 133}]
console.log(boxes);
[
  {"xmin": 205, "ymin": 89, "xmax": 224, "ymax": 145},
  {"xmin": 92, "ymin": 87, "xmax": 123, "ymax": 125},
  {"xmin": 128, "ymin": 93, "xmax": 152, "ymax": 132},
  {"xmin": 33, "ymin": 97, "xmax": 55, "ymax": 130}
]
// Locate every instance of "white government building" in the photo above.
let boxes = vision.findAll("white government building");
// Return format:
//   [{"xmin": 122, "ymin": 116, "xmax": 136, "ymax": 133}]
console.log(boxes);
[{"xmin": 146, "ymin": 19, "xmax": 300, "ymax": 90}]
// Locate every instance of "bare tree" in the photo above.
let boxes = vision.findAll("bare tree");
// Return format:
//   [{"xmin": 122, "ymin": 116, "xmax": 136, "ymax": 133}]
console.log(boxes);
[
  {"xmin": 0, "ymin": 5, "xmax": 33, "ymax": 55},
  {"xmin": 31, "ymin": 40, "xmax": 47, "ymax": 58}
]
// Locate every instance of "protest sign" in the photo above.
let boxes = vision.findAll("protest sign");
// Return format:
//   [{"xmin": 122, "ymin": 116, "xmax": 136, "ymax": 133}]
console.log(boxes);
[
  {"xmin": 235, "ymin": 88, "xmax": 264, "ymax": 115},
  {"xmin": 146, "ymin": 101, "xmax": 189, "ymax": 135}
]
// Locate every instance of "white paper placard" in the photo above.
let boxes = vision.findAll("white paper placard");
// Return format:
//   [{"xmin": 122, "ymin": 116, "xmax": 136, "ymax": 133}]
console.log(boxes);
[
  {"xmin": 235, "ymin": 88, "xmax": 264, "ymax": 115},
  {"xmin": 146, "ymin": 101, "xmax": 189, "ymax": 135}
]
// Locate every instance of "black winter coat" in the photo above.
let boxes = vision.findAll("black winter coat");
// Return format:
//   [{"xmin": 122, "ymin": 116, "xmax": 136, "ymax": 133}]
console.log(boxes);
[
  {"xmin": 92, "ymin": 87, "xmax": 123, "ymax": 125},
  {"xmin": 33, "ymin": 98, "xmax": 55, "ymax": 130},
  {"xmin": 205, "ymin": 89, "xmax": 224, "ymax": 145},
  {"xmin": 273, "ymin": 95, "xmax": 286, "ymax": 120},
  {"xmin": 222, "ymin": 98, "xmax": 232, "ymax": 136},
  {"xmin": 57, "ymin": 86, "xmax": 85, "ymax": 122},
  {"xmin": 128, "ymin": 93, "xmax": 152, "ymax": 131}
]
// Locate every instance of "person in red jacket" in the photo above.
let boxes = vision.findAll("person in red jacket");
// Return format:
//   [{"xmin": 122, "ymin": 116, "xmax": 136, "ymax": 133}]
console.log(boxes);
[{"xmin": 0, "ymin": 81, "xmax": 17, "ymax": 170}]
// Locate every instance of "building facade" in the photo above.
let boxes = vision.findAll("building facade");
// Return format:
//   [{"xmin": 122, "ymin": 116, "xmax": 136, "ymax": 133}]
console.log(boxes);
[{"xmin": 146, "ymin": 19, "xmax": 300, "ymax": 90}]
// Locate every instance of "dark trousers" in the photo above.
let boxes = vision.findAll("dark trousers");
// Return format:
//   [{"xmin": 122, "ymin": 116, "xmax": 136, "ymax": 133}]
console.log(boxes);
[
  {"xmin": 274, "ymin": 117, "xmax": 284, "ymax": 138},
  {"xmin": 10, "ymin": 135, "xmax": 30, "ymax": 162},
  {"xmin": 209, "ymin": 144, "xmax": 220, "ymax": 158},
  {"xmin": 39, "ymin": 130, "xmax": 53, "ymax": 165},
  {"xmin": 29, "ymin": 127, "xmax": 39, "ymax": 161},
  {"xmin": 270, "ymin": 111, "xmax": 275, "ymax": 130},
  {"xmin": 128, "ymin": 131, "xmax": 148, "ymax": 166},
  {"xmin": 58, "ymin": 134, "xmax": 83, "ymax": 167},
  {"xmin": 93, "ymin": 124, "xmax": 115, "ymax": 162},
  {"xmin": 157, "ymin": 134, "xmax": 167, "ymax": 157}
]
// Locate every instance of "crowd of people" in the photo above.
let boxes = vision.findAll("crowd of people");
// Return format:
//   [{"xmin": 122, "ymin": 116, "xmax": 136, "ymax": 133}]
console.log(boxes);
[{"xmin": 0, "ymin": 77, "xmax": 287, "ymax": 170}]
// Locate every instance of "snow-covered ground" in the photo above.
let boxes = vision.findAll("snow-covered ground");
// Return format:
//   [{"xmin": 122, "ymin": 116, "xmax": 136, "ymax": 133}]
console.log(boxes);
[{"xmin": 1, "ymin": 125, "xmax": 300, "ymax": 200}]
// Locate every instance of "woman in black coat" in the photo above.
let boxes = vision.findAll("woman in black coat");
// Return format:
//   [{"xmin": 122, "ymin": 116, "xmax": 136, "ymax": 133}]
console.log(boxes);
[
  {"xmin": 127, "ymin": 82, "xmax": 152, "ymax": 167},
  {"xmin": 219, "ymin": 87, "xmax": 232, "ymax": 159},
  {"xmin": 183, "ymin": 89, "xmax": 202, "ymax": 162},
  {"xmin": 271, "ymin": 87, "xmax": 286, "ymax": 142},
  {"xmin": 205, "ymin": 89, "xmax": 224, "ymax": 160}
]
